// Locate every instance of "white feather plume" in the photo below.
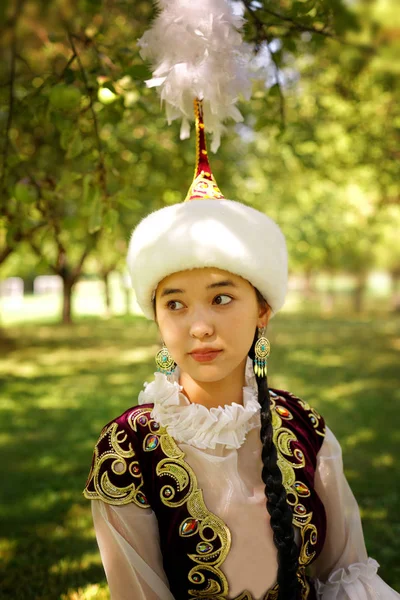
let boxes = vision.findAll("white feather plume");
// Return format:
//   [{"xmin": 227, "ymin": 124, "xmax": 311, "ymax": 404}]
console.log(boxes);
[{"xmin": 138, "ymin": 0, "xmax": 255, "ymax": 152}]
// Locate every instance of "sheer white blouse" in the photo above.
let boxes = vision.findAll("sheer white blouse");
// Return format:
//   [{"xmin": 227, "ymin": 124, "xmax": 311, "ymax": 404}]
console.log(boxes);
[{"xmin": 90, "ymin": 358, "xmax": 399, "ymax": 600}]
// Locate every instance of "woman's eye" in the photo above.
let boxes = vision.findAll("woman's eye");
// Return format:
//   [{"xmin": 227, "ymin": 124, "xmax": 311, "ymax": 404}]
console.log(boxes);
[
  {"xmin": 214, "ymin": 294, "xmax": 233, "ymax": 305},
  {"xmin": 166, "ymin": 300, "xmax": 184, "ymax": 310}
]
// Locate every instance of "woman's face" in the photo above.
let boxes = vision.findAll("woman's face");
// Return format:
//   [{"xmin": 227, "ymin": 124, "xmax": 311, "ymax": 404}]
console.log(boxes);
[{"xmin": 154, "ymin": 267, "xmax": 271, "ymax": 383}]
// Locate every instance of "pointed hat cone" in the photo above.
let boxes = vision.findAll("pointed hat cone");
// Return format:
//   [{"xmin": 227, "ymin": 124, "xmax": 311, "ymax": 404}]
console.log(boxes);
[{"xmin": 184, "ymin": 99, "xmax": 225, "ymax": 202}]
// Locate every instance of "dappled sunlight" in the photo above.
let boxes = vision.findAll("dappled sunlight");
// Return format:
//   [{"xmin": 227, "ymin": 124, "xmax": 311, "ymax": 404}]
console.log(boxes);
[
  {"xmin": 343, "ymin": 428, "xmax": 376, "ymax": 449},
  {"xmin": 119, "ymin": 345, "xmax": 158, "ymax": 364},
  {"xmin": 315, "ymin": 353, "xmax": 347, "ymax": 367},
  {"xmin": 0, "ymin": 537, "xmax": 17, "ymax": 566},
  {"xmin": 359, "ymin": 507, "xmax": 388, "ymax": 521},
  {"xmin": 343, "ymin": 469, "xmax": 360, "ymax": 481},
  {"xmin": 1, "ymin": 313, "xmax": 399, "ymax": 596},
  {"xmin": 0, "ymin": 359, "xmax": 41, "ymax": 377},
  {"xmin": 26, "ymin": 491, "xmax": 64, "ymax": 514},
  {"xmin": 60, "ymin": 583, "xmax": 109, "ymax": 600},
  {"xmin": 372, "ymin": 454, "xmax": 394, "ymax": 467},
  {"xmin": 323, "ymin": 380, "xmax": 375, "ymax": 403},
  {"xmin": 100, "ymin": 372, "xmax": 132, "ymax": 385},
  {"xmin": 49, "ymin": 550, "xmax": 101, "ymax": 576}
]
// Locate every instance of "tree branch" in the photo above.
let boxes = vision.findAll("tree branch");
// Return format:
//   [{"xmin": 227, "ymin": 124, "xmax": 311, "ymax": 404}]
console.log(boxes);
[
  {"xmin": 243, "ymin": 1, "xmax": 286, "ymax": 127},
  {"xmin": 0, "ymin": 246, "xmax": 14, "ymax": 267},
  {"xmin": 66, "ymin": 27, "xmax": 108, "ymax": 201},
  {"xmin": 0, "ymin": 0, "xmax": 25, "ymax": 201},
  {"xmin": 243, "ymin": 0, "xmax": 375, "ymax": 51},
  {"xmin": 72, "ymin": 231, "xmax": 100, "ymax": 281},
  {"xmin": 29, "ymin": 241, "xmax": 59, "ymax": 276}
]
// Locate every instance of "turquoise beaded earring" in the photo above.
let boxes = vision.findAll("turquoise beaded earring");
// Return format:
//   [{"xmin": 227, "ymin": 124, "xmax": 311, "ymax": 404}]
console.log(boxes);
[
  {"xmin": 254, "ymin": 326, "xmax": 270, "ymax": 378},
  {"xmin": 155, "ymin": 342, "xmax": 176, "ymax": 375}
]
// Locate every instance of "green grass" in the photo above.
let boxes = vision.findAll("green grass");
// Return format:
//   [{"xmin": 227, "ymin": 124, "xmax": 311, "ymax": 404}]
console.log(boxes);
[{"xmin": 0, "ymin": 312, "xmax": 399, "ymax": 599}]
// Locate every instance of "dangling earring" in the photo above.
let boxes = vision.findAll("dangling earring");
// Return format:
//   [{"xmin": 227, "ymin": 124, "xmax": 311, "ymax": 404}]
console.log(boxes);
[
  {"xmin": 155, "ymin": 341, "xmax": 176, "ymax": 375},
  {"xmin": 254, "ymin": 326, "xmax": 270, "ymax": 378}
]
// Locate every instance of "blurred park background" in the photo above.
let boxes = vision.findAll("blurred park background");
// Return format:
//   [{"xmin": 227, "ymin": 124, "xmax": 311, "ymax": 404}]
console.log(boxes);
[{"xmin": 0, "ymin": 0, "xmax": 399, "ymax": 598}]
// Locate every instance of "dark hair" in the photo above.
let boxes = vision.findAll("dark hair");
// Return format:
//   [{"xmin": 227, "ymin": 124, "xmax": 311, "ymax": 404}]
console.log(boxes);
[
  {"xmin": 249, "ymin": 288, "xmax": 300, "ymax": 599},
  {"xmin": 152, "ymin": 288, "xmax": 299, "ymax": 597}
]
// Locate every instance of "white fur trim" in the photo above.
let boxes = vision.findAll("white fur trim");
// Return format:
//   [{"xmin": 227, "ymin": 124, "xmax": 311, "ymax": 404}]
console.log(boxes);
[{"xmin": 127, "ymin": 199, "xmax": 288, "ymax": 320}]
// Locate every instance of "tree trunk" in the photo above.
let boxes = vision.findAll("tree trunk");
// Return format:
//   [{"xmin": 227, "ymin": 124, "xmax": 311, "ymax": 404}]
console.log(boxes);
[
  {"xmin": 118, "ymin": 272, "xmax": 132, "ymax": 315},
  {"xmin": 391, "ymin": 270, "xmax": 400, "ymax": 312},
  {"xmin": 124, "ymin": 286, "xmax": 132, "ymax": 316},
  {"xmin": 102, "ymin": 270, "xmax": 112, "ymax": 317},
  {"xmin": 322, "ymin": 273, "xmax": 335, "ymax": 314},
  {"xmin": 353, "ymin": 273, "xmax": 367, "ymax": 314},
  {"xmin": 61, "ymin": 276, "xmax": 75, "ymax": 324},
  {"xmin": 303, "ymin": 270, "xmax": 315, "ymax": 301}
]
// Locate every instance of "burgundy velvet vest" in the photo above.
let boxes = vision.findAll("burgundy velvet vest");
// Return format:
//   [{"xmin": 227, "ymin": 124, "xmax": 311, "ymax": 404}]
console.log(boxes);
[{"xmin": 84, "ymin": 388, "xmax": 326, "ymax": 600}]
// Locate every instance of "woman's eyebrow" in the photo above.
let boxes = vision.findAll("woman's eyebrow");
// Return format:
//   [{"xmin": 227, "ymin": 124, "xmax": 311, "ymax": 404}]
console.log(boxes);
[{"xmin": 160, "ymin": 280, "xmax": 238, "ymax": 298}]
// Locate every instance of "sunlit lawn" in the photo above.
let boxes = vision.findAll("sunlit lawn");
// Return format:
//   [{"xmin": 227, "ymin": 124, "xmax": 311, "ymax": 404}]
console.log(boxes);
[{"xmin": 0, "ymin": 310, "xmax": 399, "ymax": 599}]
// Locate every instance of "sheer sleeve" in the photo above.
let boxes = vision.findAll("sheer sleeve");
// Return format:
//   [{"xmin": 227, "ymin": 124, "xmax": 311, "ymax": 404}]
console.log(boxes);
[
  {"xmin": 310, "ymin": 426, "xmax": 400, "ymax": 599},
  {"xmin": 91, "ymin": 500, "xmax": 175, "ymax": 600}
]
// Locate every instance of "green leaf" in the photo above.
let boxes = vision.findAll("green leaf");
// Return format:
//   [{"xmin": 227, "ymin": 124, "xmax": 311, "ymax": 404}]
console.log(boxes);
[
  {"xmin": 51, "ymin": 112, "xmax": 71, "ymax": 133},
  {"xmin": 64, "ymin": 68, "xmax": 76, "ymax": 85},
  {"xmin": 268, "ymin": 83, "xmax": 281, "ymax": 97},
  {"xmin": 55, "ymin": 171, "xmax": 82, "ymax": 192},
  {"xmin": 49, "ymin": 84, "xmax": 81, "ymax": 110},
  {"xmin": 82, "ymin": 174, "xmax": 92, "ymax": 204},
  {"xmin": 126, "ymin": 64, "xmax": 153, "ymax": 81},
  {"xmin": 6, "ymin": 225, "xmax": 18, "ymax": 248},
  {"xmin": 14, "ymin": 181, "xmax": 39, "ymax": 204},
  {"xmin": 60, "ymin": 127, "xmax": 74, "ymax": 150},
  {"xmin": 66, "ymin": 131, "xmax": 83, "ymax": 159},
  {"xmin": 103, "ymin": 208, "xmax": 119, "ymax": 232},
  {"xmin": 88, "ymin": 190, "xmax": 102, "ymax": 233},
  {"xmin": 102, "ymin": 81, "xmax": 117, "ymax": 93},
  {"xmin": 293, "ymin": 0, "xmax": 316, "ymax": 15},
  {"xmin": 48, "ymin": 33, "xmax": 65, "ymax": 43},
  {"xmin": 115, "ymin": 195, "xmax": 140, "ymax": 209}
]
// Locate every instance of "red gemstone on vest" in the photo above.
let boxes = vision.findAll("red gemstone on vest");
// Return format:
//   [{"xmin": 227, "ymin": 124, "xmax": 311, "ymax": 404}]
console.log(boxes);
[
  {"xmin": 145, "ymin": 434, "xmax": 159, "ymax": 451},
  {"xmin": 276, "ymin": 406, "xmax": 291, "ymax": 418},
  {"xmin": 180, "ymin": 518, "xmax": 199, "ymax": 536},
  {"xmin": 295, "ymin": 504, "xmax": 307, "ymax": 515},
  {"xmin": 294, "ymin": 481, "xmax": 310, "ymax": 496}
]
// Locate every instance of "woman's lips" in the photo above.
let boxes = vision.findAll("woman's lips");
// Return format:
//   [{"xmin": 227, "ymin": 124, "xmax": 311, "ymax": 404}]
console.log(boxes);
[{"xmin": 189, "ymin": 350, "xmax": 222, "ymax": 362}]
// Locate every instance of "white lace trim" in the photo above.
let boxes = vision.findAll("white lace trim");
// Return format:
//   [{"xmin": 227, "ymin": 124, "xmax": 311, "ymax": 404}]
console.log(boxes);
[
  {"xmin": 315, "ymin": 558, "xmax": 384, "ymax": 599},
  {"xmin": 137, "ymin": 356, "xmax": 261, "ymax": 450}
]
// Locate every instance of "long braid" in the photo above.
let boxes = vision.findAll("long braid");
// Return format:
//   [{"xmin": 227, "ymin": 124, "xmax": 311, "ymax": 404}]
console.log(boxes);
[
  {"xmin": 152, "ymin": 294, "xmax": 300, "ymax": 597},
  {"xmin": 248, "ymin": 328, "xmax": 300, "ymax": 600}
]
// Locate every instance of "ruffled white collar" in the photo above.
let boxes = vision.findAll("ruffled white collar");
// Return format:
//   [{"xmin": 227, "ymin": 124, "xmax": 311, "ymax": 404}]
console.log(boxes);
[{"xmin": 137, "ymin": 356, "xmax": 261, "ymax": 450}]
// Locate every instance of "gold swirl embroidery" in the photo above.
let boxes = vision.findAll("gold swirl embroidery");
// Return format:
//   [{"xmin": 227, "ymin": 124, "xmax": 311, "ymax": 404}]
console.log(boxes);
[
  {"xmin": 271, "ymin": 397, "xmax": 324, "ymax": 567},
  {"xmin": 136, "ymin": 413, "xmax": 315, "ymax": 600},
  {"xmin": 294, "ymin": 397, "xmax": 326, "ymax": 437},
  {"xmin": 231, "ymin": 565, "xmax": 309, "ymax": 600},
  {"xmin": 130, "ymin": 418, "xmax": 232, "ymax": 599},
  {"xmin": 83, "ymin": 420, "xmax": 150, "ymax": 508}
]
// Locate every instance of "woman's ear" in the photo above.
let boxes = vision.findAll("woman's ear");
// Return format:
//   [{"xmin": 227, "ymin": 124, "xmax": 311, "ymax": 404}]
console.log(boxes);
[{"xmin": 258, "ymin": 303, "xmax": 272, "ymax": 328}]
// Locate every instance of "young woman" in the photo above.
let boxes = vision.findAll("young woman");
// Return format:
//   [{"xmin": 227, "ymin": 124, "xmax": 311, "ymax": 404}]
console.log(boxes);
[
  {"xmin": 83, "ymin": 6, "xmax": 398, "ymax": 595},
  {"xmin": 83, "ymin": 114, "xmax": 400, "ymax": 597}
]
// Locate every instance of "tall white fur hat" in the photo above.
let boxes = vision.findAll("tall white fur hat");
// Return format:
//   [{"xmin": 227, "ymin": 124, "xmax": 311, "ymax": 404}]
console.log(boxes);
[
  {"xmin": 127, "ymin": 2, "xmax": 288, "ymax": 319},
  {"xmin": 127, "ymin": 197, "xmax": 288, "ymax": 321}
]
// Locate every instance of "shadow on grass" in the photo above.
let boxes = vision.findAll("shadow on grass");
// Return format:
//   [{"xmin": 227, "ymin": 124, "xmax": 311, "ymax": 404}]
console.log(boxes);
[{"xmin": 0, "ymin": 312, "xmax": 399, "ymax": 598}]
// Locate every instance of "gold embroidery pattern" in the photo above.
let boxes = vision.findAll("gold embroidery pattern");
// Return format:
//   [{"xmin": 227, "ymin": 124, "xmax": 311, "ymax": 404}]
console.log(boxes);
[
  {"xmin": 271, "ymin": 396, "xmax": 324, "ymax": 567},
  {"xmin": 132, "ymin": 413, "xmax": 232, "ymax": 599},
  {"xmin": 159, "ymin": 434, "xmax": 231, "ymax": 598},
  {"xmin": 83, "ymin": 415, "xmax": 150, "ymax": 508},
  {"xmin": 234, "ymin": 565, "xmax": 310, "ymax": 600},
  {"xmin": 292, "ymin": 396, "xmax": 325, "ymax": 438},
  {"xmin": 86, "ymin": 401, "xmax": 321, "ymax": 599}
]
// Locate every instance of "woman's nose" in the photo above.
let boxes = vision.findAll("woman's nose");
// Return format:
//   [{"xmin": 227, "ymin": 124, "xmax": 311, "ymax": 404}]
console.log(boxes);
[{"xmin": 189, "ymin": 318, "xmax": 214, "ymax": 338}]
